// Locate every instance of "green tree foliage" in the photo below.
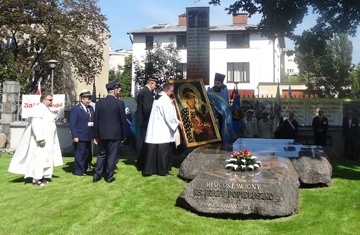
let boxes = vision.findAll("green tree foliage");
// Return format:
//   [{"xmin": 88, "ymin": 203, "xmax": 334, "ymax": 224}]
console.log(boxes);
[
  {"xmin": 295, "ymin": 33, "xmax": 353, "ymax": 98},
  {"xmin": 133, "ymin": 41, "xmax": 182, "ymax": 93},
  {"xmin": 0, "ymin": 0, "xmax": 107, "ymax": 94},
  {"xmin": 349, "ymin": 64, "xmax": 360, "ymax": 97},
  {"xmin": 208, "ymin": 0, "xmax": 360, "ymax": 56},
  {"xmin": 109, "ymin": 55, "xmax": 132, "ymax": 97}
]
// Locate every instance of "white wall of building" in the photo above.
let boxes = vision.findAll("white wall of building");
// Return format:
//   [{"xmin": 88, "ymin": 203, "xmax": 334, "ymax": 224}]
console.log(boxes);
[
  {"xmin": 130, "ymin": 31, "xmax": 281, "ymax": 97},
  {"xmin": 109, "ymin": 48, "xmax": 133, "ymax": 71},
  {"xmin": 284, "ymin": 54, "xmax": 299, "ymax": 75}
]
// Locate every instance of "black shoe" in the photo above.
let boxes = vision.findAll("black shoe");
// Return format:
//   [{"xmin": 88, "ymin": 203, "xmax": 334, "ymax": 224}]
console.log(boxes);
[
  {"xmin": 93, "ymin": 177, "xmax": 101, "ymax": 183},
  {"xmin": 106, "ymin": 177, "xmax": 116, "ymax": 183},
  {"xmin": 42, "ymin": 178, "xmax": 52, "ymax": 183},
  {"xmin": 32, "ymin": 179, "xmax": 45, "ymax": 186}
]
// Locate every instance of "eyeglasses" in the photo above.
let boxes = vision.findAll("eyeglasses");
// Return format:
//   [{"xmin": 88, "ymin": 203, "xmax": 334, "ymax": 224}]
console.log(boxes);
[{"xmin": 45, "ymin": 99, "xmax": 53, "ymax": 101}]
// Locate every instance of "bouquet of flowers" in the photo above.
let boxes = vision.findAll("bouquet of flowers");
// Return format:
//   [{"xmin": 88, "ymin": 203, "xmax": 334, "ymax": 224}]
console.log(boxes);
[{"xmin": 225, "ymin": 149, "xmax": 261, "ymax": 171}]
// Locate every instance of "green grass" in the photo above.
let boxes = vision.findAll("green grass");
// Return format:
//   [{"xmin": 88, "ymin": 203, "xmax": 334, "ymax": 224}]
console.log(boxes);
[{"xmin": 0, "ymin": 153, "xmax": 359, "ymax": 235}]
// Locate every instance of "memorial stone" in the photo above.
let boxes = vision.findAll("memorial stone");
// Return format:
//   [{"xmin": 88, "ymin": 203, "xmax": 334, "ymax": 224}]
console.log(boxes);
[
  {"xmin": 177, "ymin": 153, "xmax": 300, "ymax": 217},
  {"xmin": 177, "ymin": 138, "xmax": 332, "ymax": 218}
]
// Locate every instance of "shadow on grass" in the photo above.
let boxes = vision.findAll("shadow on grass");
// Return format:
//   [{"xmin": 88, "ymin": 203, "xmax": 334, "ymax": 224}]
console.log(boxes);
[
  {"xmin": 119, "ymin": 144, "xmax": 193, "ymax": 169},
  {"xmin": 9, "ymin": 175, "xmax": 60, "ymax": 185},
  {"xmin": 62, "ymin": 161, "xmax": 75, "ymax": 173},
  {"xmin": 331, "ymin": 160, "xmax": 360, "ymax": 181}
]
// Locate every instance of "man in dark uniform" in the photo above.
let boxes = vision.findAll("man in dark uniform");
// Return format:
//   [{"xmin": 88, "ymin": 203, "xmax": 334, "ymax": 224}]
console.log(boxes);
[
  {"xmin": 135, "ymin": 76, "xmax": 157, "ymax": 170},
  {"xmin": 342, "ymin": 109, "xmax": 359, "ymax": 160},
  {"xmin": 93, "ymin": 81, "xmax": 126, "ymax": 183},
  {"xmin": 312, "ymin": 108, "xmax": 329, "ymax": 146},
  {"xmin": 69, "ymin": 90, "xmax": 95, "ymax": 176}
]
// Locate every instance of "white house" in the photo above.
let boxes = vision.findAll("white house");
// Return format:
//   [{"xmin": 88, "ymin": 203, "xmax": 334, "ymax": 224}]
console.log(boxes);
[
  {"xmin": 109, "ymin": 48, "xmax": 133, "ymax": 72},
  {"xmin": 284, "ymin": 53, "xmax": 299, "ymax": 76},
  {"xmin": 127, "ymin": 11, "xmax": 285, "ymax": 97}
]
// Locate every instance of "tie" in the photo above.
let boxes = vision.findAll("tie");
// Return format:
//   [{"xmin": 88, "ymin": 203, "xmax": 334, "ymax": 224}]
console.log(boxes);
[
  {"xmin": 319, "ymin": 116, "xmax": 322, "ymax": 121},
  {"xmin": 86, "ymin": 106, "xmax": 91, "ymax": 121}
]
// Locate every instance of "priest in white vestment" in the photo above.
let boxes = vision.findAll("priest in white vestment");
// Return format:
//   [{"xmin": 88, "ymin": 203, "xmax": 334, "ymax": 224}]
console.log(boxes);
[
  {"xmin": 8, "ymin": 92, "xmax": 63, "ymax": 186},
  {"xmin": 141, "ymin": 83, "xmax": 182, "ymax": 176}
]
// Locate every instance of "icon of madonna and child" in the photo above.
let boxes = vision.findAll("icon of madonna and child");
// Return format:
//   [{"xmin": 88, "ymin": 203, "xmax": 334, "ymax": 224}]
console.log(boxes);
[{"xmin": 171, "ymin": 79, "xmax": 221, "ymax": 147}]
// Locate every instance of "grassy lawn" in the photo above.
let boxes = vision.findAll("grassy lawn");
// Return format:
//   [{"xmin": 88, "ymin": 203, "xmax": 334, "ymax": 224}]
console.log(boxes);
[{"xmin": 0, "ymin": 152, "xmax": 359, "ymax": 235}]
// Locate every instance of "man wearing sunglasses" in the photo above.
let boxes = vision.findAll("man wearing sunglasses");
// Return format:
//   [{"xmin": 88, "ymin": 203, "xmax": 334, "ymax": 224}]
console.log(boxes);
[
  {"xmin": 69, "ymin": 90, "xmax": 95, "ymax": 176},
  {"xmin": 8, "ymin": 92, "xmax": 63, "ymax": 186}
]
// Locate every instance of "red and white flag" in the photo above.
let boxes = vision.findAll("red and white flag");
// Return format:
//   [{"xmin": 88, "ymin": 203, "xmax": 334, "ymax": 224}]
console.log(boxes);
[{"xmin": 35, "ymin": 79, "xmax": 41, "ymax": 95}]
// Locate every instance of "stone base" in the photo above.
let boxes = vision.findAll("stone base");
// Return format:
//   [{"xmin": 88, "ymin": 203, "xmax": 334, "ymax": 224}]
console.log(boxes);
[
  {"xmin": 176, "ymin": 138, "xmax": 333, "ymax": 218},
  {"xmin": 177, "ymin": 154, "xmax": 300, "ymax": 218}
]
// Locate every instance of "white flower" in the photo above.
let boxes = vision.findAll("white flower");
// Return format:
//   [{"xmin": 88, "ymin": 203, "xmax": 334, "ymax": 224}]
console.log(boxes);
[
  {"xmin": 250, "ymin": 156, "xmax": 257, "ymax": 160},
  {"xmin": 225, "ymin": 163, "xmax": 234, "ymax": 169},
  {"xmin": 241, "ymin": 159, "xmax": 246, "ymax": 164},
  {"xmin": 256, "ymin": 160, "xmax": 262, "ymax": 166},
  {"xmin": 247, "ymin": 165, "xmax": 254, "ymax": 171},
  {"xmin": 226, "ymin": 158, "xmax": 237, "ymax": 163},
  {"xmin": 240, "ymin": 165, "xmax": 246, "ymax": 170},
  {"xmin": 233, "ymin": 165, "xmax": 239, "ymax": 171},
  {"xmin": 254, "ymin": 163, "xmax": 259, "ymax": 169}
]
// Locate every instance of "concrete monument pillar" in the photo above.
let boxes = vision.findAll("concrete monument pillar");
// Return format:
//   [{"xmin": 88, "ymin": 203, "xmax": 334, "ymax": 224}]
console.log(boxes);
[{"xmin": 1, "ymin": 81, "xmax": 21, "ymax": 148}]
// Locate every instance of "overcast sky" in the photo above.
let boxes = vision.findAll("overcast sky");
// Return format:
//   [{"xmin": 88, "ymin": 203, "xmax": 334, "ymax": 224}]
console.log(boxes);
[{"xmin": 98, "ymin": 0, "xmax": 360, "ymax": 64}]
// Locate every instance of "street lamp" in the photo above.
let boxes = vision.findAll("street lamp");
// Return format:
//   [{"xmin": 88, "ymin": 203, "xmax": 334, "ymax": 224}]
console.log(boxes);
[{"xmin": 47, "ymin": 59, "xmax": 58, "ymax": 94}]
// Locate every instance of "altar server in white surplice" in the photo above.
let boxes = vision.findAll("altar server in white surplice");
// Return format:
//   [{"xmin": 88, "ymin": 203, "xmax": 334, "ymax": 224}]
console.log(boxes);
[
  {"xmin": 8, "ymin": 92, "xmax": 63, "ymax": 186},
  {"xmin": 141, "ymin": 83, "xmax": 182, "ymax": 177}
]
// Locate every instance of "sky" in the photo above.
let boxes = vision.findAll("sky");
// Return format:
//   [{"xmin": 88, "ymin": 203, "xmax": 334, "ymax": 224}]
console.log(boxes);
[{"xmin": 98, "ymin": 0, "xmax": 360, "ymax": 65}]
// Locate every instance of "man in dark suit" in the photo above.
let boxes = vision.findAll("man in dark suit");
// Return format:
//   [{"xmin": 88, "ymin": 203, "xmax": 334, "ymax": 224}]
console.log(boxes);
[
  {"xmin": 282, "ymin": 111, "xmax": 299, "ymax": 139},
  {"xmin": 342, "ymin": 109, "xmax": 359, "ymax": 160},
  {"xmin": 135, "ymin": 76, "xmax": 157, "ymax": 170},
  {"xmin": 69, "ymin": 90, "xmax": 95, "ymax": 176},
  {"xmin": 93, "ymin": 81, "xmax": 126, "ymax": 183},
  {"xmin": 312, "ymin": 108, "xmax": 329, "ymax": 146}
]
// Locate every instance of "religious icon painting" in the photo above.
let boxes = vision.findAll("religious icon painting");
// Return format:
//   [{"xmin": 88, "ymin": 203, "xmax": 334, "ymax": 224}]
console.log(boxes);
[{"xmin": 170, "ymin": 79, "xmax": 221, "ymax": 147}]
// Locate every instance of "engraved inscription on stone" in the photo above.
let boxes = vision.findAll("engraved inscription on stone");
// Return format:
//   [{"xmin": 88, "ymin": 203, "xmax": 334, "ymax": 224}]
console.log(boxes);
[{"xmin": 186, "ymin": 7, "xmax": 210, "ymax": 84}]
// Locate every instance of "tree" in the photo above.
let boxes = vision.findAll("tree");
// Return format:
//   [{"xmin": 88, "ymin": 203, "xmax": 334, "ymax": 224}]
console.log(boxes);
[
  {"xmin": 349, "ymin": 64, "xmax": 360, "ymax": 97},
  {"xmin": 0, "ymin": 0, "xmax": 107, "ymax": 94},
  {"xmin": 133, "ymin": 41, "xmax": 182, "ymax": 93},
  {"xmin": 208, "ymin": 0, "xmax": 360, "ymax": 56},
  {"xmin": 295, "ymin": 33, "xmax": 353, "ymax": 98},
  {"xmin": 109, "ymin": 55, "xmax": 132, "ymax": 97}
]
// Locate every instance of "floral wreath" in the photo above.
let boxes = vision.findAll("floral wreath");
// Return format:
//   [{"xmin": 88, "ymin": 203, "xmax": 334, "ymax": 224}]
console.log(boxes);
[{"xmin": 225, "ymin": 149, "xmax": 261, "ymax": 171}]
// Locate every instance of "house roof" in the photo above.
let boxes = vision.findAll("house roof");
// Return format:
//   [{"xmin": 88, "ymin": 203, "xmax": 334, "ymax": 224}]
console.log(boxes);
[{"xmin": 127, "ymin": 23, "xmax": 258, "ymax": 35}]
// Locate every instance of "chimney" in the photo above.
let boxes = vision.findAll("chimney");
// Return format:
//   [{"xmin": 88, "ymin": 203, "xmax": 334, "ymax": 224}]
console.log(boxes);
[
  {"xmin": 233, "ymin": 13, "xmax": 248, "ymax": 25},
  {"xmin": 178, "ymin": 13, "xmax": 186, "ymax": 26}
]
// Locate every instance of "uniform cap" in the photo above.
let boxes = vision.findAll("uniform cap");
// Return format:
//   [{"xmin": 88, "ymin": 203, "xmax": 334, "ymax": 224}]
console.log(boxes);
[
  {"xmin": 79, "ymin": 90, "xmax": 91, "ymax": 97},
  {"xmin": 125, "ymin": 107, "xmax": 132, "ymax": 115},
  {"xmin": 106, "ymin": 81, "xmax": 120, "ymax": 91}
]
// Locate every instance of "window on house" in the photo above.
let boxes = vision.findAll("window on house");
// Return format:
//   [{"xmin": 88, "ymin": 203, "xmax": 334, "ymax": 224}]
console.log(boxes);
[
  {"xmin": 176, "ymin": 63, "xmax": 187, "ymax": 79},
  {"xmin": 145, "ymin": 36, "xmax": 154, "ymax": 49},
  {"xmin": 176, "ymin": 35, "xmax": 187, "ymax": 49},
  {"xmin": 287, "ymin": 69, "xmax": 294, "ymax": 74},
  {"xmin": 227, "ymin": 62, "xmax": 250, "ymax": 83},
  {"xmin": 226, "ymin": 33, "xmax": 249, "ymax": 48}
]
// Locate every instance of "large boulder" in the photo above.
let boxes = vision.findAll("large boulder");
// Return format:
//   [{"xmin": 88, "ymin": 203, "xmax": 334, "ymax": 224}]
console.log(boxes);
[
  {"xmin": 177, "ymin": 154, "xmax": 300, "ymax": 218},
  {"xmin": 178, "ymin": 144, "xmax": 228, "ymax": 181},
  {"xmin": 289, "ymin": 149, "xmax": 332, "ymax": 186}
]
